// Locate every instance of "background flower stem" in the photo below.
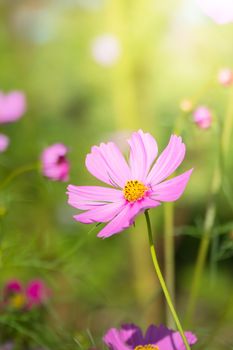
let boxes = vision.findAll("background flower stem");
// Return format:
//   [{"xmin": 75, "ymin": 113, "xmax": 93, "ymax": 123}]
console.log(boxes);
[
  {"xmin": 185, "ymin": 165, "xmax": 220, "ymax": 325},
  {"xmin": 0, "ymin": 162, "xmax": 39, "ymax": 191},
  {"xmin": 163, "ymin": 112, "xmax": 185, "ymax": 328},
  {"xmin": 221, "ymin": 87, "xmax": 233, "ymax": 161},
  {"xmin": 105, "ymin": 0, "xmax": 163, "ymax": 323},
  {"xmin": 186, "ymin": 86, "xmax": 233, "ymax": 325},
  {"xmin": 145, "ymin": 210, "xmax": 191, "ymax": 350}
]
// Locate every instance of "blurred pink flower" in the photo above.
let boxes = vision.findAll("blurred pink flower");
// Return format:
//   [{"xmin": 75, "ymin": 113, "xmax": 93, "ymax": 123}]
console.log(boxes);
[
  {"xmin": 91, "ymin": 34, "xmax": 121, "ymax": 66},
  {"xmin": 4, "ymin": 279, "xmax": 23, "ymax": 296},
  {"xmin": 103, "ymin": 324, "xmax": 197, "ymax": 350},
  {"xmin": 2, "ymin": 279, "xmax": 25, "ymax": 310},
  {"xmin": 2, "ymin": 278, "xmax": 50, "ymax": 311},
  {"xmin": 0, "ymin": 91, "xmax": 26, "ymax": 124},
  {"xmin": 193, "ymin": 106, "xmax": 212, "ymax": 129},
  {"xmin": 26, "ymin": 279, "xmax": 50, "ymax": 308},
  {"xmin": 67, "ymin": 130, "xmax": 192, "ymax": 238},
  {"xmin": 218, "ymin": 68, "xmax": 233, "ymax": 86},
  {"xmin": 41, "ymin": 143, "xmax": 70, "ymax": 181},
  {"xmin": 0, "ymin": 134, "xmax": 10, "ymax": 153},
  {"xmin": 196, "ymin": 0, "xmax": 233, "ymax": 24}
]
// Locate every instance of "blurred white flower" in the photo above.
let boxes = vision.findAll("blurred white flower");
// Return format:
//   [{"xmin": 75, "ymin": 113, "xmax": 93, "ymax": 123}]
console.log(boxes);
[
  {"xmin": 91, "ymin": 34, "xmax": 121, "ymax": 66},
  {"xmin": 196, "ymin": 0, "xmax": 233, "ymax": 24}
]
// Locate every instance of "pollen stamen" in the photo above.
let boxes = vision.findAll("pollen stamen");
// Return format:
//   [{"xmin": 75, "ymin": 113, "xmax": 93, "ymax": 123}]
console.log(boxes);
[
  {"xmin": 123, "ymin": 180, "xmax": 148, "ymax": 202},
  {"xmin": 134, "ymin": 345, "xmax": 159, "ymax": 350},
  {"xmin": 9, "ymin": 293, "xmax": 26, "ymax": 309}
]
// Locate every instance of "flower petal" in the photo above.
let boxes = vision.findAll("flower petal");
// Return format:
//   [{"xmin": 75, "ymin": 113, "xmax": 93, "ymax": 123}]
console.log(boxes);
[
  {"xmin": 0, "ymin": 133, "xmax": 10, "ymax": 153},
  {"xmin": 0, "ymin": 91, "xmax": 26, "ymax": 123},
  {"xmin": 144, "ymin": 325, "xmax": 160, "ymax": 344},
  {"xmin": 150, "ymin": 169, "xmax": 193, "ymax": 202},
  {"xmin": 97, "ymin": 205, "xmax": 131, "ymax": 238},
  {"xmin": 153, "ymin": 325, "xmax": 197, "ymax": 350},
  {"xmin": 67, "ymin": 185, "xmax": 123, "ymax": 210},
  {"xmin": 85, "ymin": 142, "xmax": 131, "ymax": 187},
  {"xmin": 97, "ymin": 197, "xmax": 160, "ymax": 238},
  {"xmin": 73, "ymin": 201, "xmax": 125, "ymax": 223},
  {"xmin": 128, "ymin": 130, "xmax": 158, "ymax": 181},
  {"xmin": 121, "ymin": 324, "xmax": 144, "ymax": 347},
  {"xmin": 147, "ymin": 135, "xmax": 186, "ymax": 186},
  {"xmin": 103, "ymin": 328, "xmax": 131, "ymax": 350},
  {"xmin": 196, "ymin": 0, "xmax": 233, "ymax": 25}
]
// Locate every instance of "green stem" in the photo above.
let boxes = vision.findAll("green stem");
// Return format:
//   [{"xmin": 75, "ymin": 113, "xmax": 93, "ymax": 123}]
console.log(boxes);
[
  {"xmin": 163, "ymin": 112, "xmax": 185, "ymax": 328},
  {"xmin": 164, "ymin": 202, "xmax": 175, "ymax": 328},
  {"xmin": 221, "ymin": 86, "xmax": 233, "ymax": 163},
  {"xmin": 0, "ymin": 162, "xmax": 39, "ymax": 191},
  {"xmin": 144, "ymin": 210, "xmax": 191, "ymax": 350},
  {"xmin": 210, "ymin": 228, "xmax": 218, "ymax": 287},
  {"xmin": 185, "ymin": 166, "xmax": 220, "ymax": 324}
]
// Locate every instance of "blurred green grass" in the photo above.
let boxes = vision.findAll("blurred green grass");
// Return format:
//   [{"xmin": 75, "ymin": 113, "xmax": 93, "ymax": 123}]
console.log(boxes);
[{"xmin": 0, "ymin": 0, "xmax": 233, "ymax": 349}]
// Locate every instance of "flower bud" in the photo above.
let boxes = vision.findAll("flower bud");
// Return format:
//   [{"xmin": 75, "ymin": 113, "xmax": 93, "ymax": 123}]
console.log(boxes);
[
  {"xmin": 193, "ymin": 106, "xmax": 212, "ymax": 129},
  {"xmin": 41, "ymin": 143, "xmax": 70, "ymax": 181}
]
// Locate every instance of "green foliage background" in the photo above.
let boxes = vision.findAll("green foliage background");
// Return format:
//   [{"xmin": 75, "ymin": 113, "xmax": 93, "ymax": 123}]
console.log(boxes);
[{"xmin": 0, "ymin": 0, "xmax": 232, "ymax": 349}]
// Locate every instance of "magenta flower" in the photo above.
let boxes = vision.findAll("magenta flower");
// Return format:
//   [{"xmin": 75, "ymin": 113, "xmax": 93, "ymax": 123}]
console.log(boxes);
[
  {"xmin": 0, "ymin": 134, "xmax": 10, "ymax": 153},
  {"xmin": 103, "ymin": 324, "xmax": 197, "ymax": 350},
  {"xmin": 196, "ymin": 0, "xmax": 233, "ymax": 24},
  {"xmin": 26, "ymin": 279, "xmax": 50, "ymax": 308},
  {"xmin": 0, "ymin": 91, "xmax": 26, "ymax": 124},
  {"xmin": 4, "ymin": 279, "xmax": 23, "ymax": 296},
  {"xmin": 2, "ymin": 279, "xmax": 26, "ymax": 310},
  {"xmin": 67, "ymin": 130, "xmax": 192, "ymax": 238},
  {"xmin": 218, "ymin": 68, "xmax": 233, "ymax": 86},
  {"xmin": 193, "ymin": 106, "xmax": 212, "ymax": 129},
  {"xmin": 41, "ymin": 143, "xmax": 70, "ymax": 181}
]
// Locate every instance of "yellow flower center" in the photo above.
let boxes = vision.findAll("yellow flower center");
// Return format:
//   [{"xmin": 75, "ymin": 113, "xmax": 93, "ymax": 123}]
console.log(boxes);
[
  {"xmin": 123, "ymin": 180, "xmax": 148, "ymax": 202},
  {"xmin": 9, "ymin": 293, "xmax": 26, "ymax": 309},
  {"xmin": 134, "ymin": 345, "xmax": 159, "ymax": 350}
]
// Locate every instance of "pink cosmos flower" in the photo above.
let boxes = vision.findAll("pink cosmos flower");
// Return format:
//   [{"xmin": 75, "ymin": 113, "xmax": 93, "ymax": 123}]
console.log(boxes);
[
  {"xmin": 196, "ymin": 0, "xmax": 233, "ymax": 24},
  {"xmin": 0, "ymin": 91, "xmax": 26, "ymax": 124},
  {"xmin": 25, "ymin": 279, "xmax": 50, "ymax": 308},
  {"xmin": 103, "ymin": 324, "xmax": 197, "ymax": 350},
  {"xmin": 0, "ymin": 134, "xmax": 10, "ymax": 153},
  {"xmin": 193, "ymin": 106, "xmax": 212, "ymax": 129},
  {"xmin": 67, "ymin": 130, "xmax": 193, "ymax": 239},
  {"xmin": 41, "ymin": 143, "xmax": 70, "ymax": 181},
  {"xmin": 218, "ymin": 68, "xmax": 233, "ymax": 86}
]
